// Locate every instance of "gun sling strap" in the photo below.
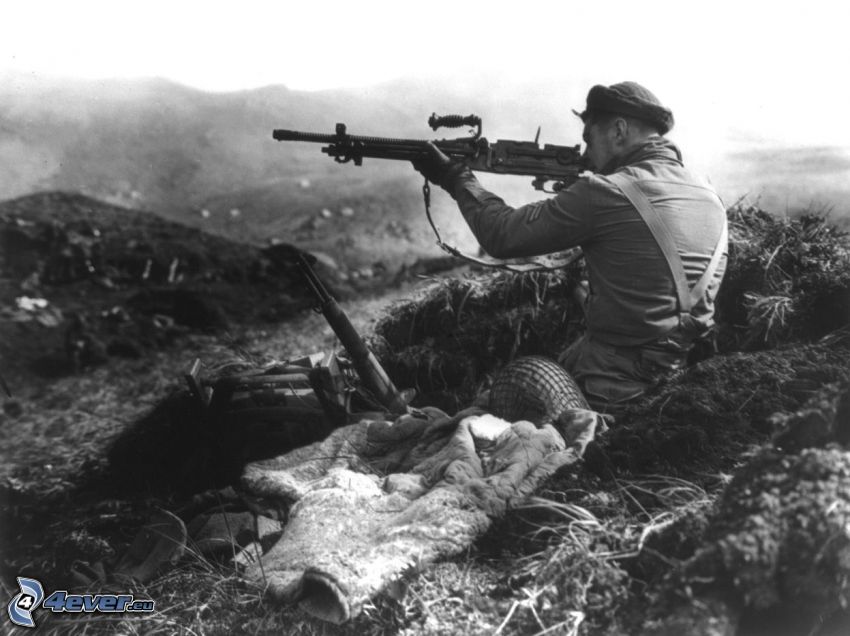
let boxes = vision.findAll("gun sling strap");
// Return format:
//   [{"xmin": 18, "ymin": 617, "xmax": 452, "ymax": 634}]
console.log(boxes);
[
  {"xmin": 607, "ymin": 172, "xmax": 728, "ymax": 321},
  {"xmin": 421, "ymin": 179, "xmax": 583, "ymax": 273}
]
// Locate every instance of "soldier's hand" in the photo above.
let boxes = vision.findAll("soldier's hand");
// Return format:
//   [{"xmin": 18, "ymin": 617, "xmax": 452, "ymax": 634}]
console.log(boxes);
[{"xmin": 411, "ymin": 142, "xmax": 460, "ymax": 186}]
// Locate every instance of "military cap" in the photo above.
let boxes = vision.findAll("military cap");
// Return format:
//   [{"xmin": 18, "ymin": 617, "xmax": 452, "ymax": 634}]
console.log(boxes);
[{"xmin": 574, "ymin": 81, "xmax": 675, "ymax": 134}]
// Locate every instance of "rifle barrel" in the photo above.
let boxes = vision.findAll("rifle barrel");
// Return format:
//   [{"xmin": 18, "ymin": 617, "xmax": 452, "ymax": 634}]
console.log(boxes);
[
  {"xmin": 273, "ymin": 129, "xmax": 475, "ymax": 151},
  {"xmin": 273, "ymin": 129, "xmax": 339, "ymax": 143},
  {"xmin": 297, "ymin": 254, "xmax": 330, "ymax": 303}
]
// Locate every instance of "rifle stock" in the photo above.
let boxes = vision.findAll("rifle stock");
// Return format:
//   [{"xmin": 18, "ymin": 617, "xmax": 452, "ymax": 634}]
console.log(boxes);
[{"xmin": 297, "ymin": 254, "xmax": 408, "ymax": 415}]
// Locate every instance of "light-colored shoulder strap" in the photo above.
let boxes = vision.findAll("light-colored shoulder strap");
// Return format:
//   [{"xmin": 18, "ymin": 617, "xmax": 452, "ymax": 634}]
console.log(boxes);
[
  {"xmin": 688, "ymin": 218, "xmax": 728, "ymax": 307},
  {"xmin": 607, "ymin": 172, "xmax": 726, "ymax": 314},
  {"xmin": 607, "ymin": 172, "xmax": 693, "ymax": 312}
]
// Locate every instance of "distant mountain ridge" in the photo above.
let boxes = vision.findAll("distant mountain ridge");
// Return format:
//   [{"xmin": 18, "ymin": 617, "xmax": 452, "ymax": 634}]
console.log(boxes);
[
  {"xmin": 0, "ymin": 73, "xmax": 423, "ymax": 216},
  {"xmin": 0, "ymin": 72, "xmax": 586, "ymax": 263},
  {"xmin": 0, "ymin": 72, "xmax": 610, "ymax": 220},
  {"xmin": 0, "ymin": 71, "xmax": 847, "ymax": 246}
]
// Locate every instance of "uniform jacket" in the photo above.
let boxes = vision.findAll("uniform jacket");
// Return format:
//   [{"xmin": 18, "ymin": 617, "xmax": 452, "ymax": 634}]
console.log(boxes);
[{"xmin": 447, "ymin": 137, "xmax": 728, "ymax": 347}]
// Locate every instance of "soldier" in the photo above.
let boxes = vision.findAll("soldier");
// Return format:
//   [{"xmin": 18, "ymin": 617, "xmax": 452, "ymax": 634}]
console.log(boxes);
[{"xmin": 413, "ymin": 81, "xmax": 728, "ymax": 413}]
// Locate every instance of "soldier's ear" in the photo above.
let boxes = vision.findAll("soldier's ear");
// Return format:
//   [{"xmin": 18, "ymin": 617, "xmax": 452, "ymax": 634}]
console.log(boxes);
[{"xmin": 613, "ymin": 117, "xmax": 629, "ymax": 141}]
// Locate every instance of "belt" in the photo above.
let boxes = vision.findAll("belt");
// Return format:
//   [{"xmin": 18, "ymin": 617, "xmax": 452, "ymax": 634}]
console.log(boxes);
[{"xmin": 588, "ymin": 334, "xmax": 687, "ymax": 364}]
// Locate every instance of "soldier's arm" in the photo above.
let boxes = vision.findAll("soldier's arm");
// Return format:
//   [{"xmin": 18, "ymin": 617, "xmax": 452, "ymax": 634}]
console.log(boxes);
[{"xmin": 445, "ymin": 168, "xmax": 596, "ymax": 259}]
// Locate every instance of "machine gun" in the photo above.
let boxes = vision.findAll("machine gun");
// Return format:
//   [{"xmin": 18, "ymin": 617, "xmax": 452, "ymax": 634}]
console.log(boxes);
[{"xmin": 273, "ymin": 113, "xmax": 587, "ymax": 193}]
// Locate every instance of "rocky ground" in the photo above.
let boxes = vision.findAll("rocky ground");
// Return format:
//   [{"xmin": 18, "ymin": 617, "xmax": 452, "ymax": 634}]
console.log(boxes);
[{"xmin": 1, "ymin": 192, "xmax": 849, "ymax": 635}]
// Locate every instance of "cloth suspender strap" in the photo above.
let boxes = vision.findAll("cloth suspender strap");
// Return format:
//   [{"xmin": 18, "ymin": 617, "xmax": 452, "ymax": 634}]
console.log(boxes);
[
  {"xmin": 688, "ymin": 219, "xmax": 728, "ymax": 308},
  {"xmin": 607, "ymin": 173, "xmax": 692, "ymax": 312},
  {"xmin": 607, "ymin": 172, "xmax": 727, "ymax": 315}
]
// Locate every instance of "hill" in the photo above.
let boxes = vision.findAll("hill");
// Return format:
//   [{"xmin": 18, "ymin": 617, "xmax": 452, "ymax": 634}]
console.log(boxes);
[{"xmin": 0, "ymin": 191, "xmax": 350, "ymax": 383}]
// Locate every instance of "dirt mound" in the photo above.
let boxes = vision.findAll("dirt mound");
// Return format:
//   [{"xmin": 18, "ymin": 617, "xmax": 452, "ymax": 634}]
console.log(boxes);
[
  {"xmin": 644, "ymin": 381, "xmax": 850, "ymax": 636},
  {"xmin": 0, "ymin": 191, "xmax": 260, "ymax": 284},
  {"xmin": 0, "ymin": 191, "xmax": 349, "ymax": 384},
  {"xmin": 598, "ymin": 341, "xmax": 850, "ymax": 478},
  {"xmin": 370, "ymin": 268, "xmax": 584, "ymax": 411},
  {"xmin": 717, "ymin": 204, "xmax": 850, "ymax": 349}
]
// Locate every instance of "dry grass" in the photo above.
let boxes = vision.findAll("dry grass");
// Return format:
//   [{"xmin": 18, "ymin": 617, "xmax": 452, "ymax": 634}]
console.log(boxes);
[
  {"xmin": 742, "ymin": 293, "xmax": 794, "ymax": 346},
  {"xmin": 720, "ymin": 202, "xmax": 850, "ymax": 348},
  {"xmin": 436, "ymin": 472, "xmax": 720, "ymax": 636}
]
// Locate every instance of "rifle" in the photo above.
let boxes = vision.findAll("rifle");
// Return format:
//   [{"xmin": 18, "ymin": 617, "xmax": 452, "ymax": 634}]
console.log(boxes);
[
  {"xmin": 296, "ymin": 253, "xmax": 409, "ymax": 415},
  {"xmin": 273, "ymin": 113, "xmax": 586, "ymax": 193}
]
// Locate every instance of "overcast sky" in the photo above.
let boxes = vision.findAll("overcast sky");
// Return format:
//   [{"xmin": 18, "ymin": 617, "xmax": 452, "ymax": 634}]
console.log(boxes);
[{"xmin": 3, "ymin": 0, "xmax": 849, "ymax": 146}]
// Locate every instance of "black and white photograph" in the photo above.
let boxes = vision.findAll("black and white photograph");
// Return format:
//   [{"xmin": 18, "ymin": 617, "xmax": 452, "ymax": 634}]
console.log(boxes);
[{"xmin": 2, "ymin": 1, "xmax": 849, "ymax": 634}]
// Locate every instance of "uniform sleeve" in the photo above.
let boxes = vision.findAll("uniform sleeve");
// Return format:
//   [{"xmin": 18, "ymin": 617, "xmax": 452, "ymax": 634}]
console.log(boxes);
[{"xmin": 446, "ymin": 169, "xmax": 596, "ymax": 259}]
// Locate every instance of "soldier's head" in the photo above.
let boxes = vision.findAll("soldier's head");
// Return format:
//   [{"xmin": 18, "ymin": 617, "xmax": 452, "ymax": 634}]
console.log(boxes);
[{"xmin": 575, "ymin": 81, "xmax": 674, "ymax": 172}]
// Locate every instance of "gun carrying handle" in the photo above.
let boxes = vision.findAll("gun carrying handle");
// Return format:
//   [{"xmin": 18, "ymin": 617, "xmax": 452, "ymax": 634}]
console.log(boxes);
[{"xmin": 428, "ymin": 113, "xmax": 482, "ymax": 138}]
